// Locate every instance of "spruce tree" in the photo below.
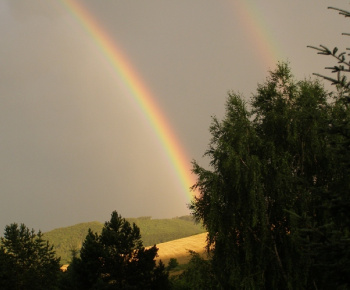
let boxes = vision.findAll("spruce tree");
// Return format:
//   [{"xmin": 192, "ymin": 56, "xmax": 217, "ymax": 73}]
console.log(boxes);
[
  {"xmin": 0, "ymin": 223, "xmax": 60, "ymax": 290},
  {"xmin": 67, "ymin": 211, "xmax": 169, "ymax": 289}
]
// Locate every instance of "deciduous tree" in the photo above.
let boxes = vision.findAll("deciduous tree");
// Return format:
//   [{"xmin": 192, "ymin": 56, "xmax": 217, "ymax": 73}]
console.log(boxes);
[
  {"xmin": 191, "ymin": 63, "xmax": 337, "ymax": 289},
  {"xmin": 171, "ymin": 251, "xmax": 217, "ymax": 290},
  {"xmin": 305, "ymin": 4, "xmax": 350, "ymax": 288}
]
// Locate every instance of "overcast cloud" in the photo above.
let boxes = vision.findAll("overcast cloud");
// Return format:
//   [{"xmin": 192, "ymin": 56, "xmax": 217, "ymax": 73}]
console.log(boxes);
[{"xmin": 0, "ymin": 0, "xmax": 346, "ymax": 231}]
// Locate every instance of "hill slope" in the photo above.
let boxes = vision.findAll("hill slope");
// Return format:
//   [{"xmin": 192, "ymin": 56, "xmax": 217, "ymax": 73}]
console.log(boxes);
[
  {"xmin": 154, "ymin": 232, "xmax": 208, "ymax": 265},
  {"xmin": 44, "ymin": 216, "xmax": 205, "ymax": 264}
]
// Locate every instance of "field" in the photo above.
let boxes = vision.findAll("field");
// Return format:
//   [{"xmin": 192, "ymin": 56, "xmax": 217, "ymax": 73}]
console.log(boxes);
[
  {"xmin": 44, "ymin": 216, "xmax": 205, "ymax": 264},
  {"xmin": 155, "ymin": 232, "xmax": 207, "ymax": 265}
]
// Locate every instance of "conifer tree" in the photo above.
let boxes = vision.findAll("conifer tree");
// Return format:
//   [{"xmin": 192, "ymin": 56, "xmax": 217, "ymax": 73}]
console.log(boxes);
[
  {"xmin": 0, "ymin": 223, "xmax": 60, "ymax": 290},
  {"xmin": 67, "ymin": 211, "xmax": 169, "ymax": 289}
]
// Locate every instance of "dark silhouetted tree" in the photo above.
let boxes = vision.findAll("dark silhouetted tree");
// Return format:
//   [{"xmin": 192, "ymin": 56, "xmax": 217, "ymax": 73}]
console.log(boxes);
[
  {"xmin": 305, "ymin": 4, "xmax": 350, "ymax": 289},
  {"xmin": 67, "ymin": 211, "xmax": 169, "ymax": 289},
  {"xmin": 0, "ymin": 223, "xmax": 60, "ymax": 290},
  {"xmin": 170, "ymin": 251, "xmax": 217, "ymax": 290},
  {"xmin": 167, "ymin": 258, "xmax": 179, "ymax": 271},
  {"xmin": 190, "ymin": 63, "xmax": 341, "ymax": 289}
]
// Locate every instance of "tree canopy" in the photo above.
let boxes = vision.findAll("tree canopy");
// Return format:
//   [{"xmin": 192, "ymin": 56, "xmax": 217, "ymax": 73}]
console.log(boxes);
[
  {"xmin": 65, "ymin": 211, "xmax": 169, "ymax": 289},
  {"xmin": 190, "ymin": 62, "xmax": 349, "ymax": 289},
  {"xmin": 0, "ymin": 223, "xmax": 60, "ymax": 290},
  {"xmin": 306, "ymin": 4, "xmax": 350, "ymax": 288}
]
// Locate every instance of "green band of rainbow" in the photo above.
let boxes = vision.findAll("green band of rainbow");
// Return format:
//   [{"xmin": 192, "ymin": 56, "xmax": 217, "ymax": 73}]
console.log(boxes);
[{"xmin": 60, "ymin": 0, "xmax": 196, "ymax": 202}]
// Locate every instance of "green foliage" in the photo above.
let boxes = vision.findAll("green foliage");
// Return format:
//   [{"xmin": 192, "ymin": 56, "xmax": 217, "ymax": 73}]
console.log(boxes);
[
  {"xmin": 45, "ymin": 216, "xmax": 205, "ymax": 264},
  {"xmin": 191, "ymin": 63, "xmax": 340, "ymax": 289},
  {"xmin": 306, "ymin": 4, "xmax": 350, "ymax": 289},
  {"xmin": 308, "ymin": 6, "xmax": 350, "ymax": 103},
  {"xmin": 64, "ymin": 211, "xmax": 170, "ymax": 290},
  {"xmin": 167, "ymin": 258, "xmax": 179, "ymax": 271},
  {"xmin": 170, "ymin": 251, "xmax": 217, "ymax": 290},
  {"xmin": 44, "ymin": 221, "xmax": 103, "ymax": 265},
  {"xmin": 0, "ymin": 223, "xmax": 60, "ymax": 290}
]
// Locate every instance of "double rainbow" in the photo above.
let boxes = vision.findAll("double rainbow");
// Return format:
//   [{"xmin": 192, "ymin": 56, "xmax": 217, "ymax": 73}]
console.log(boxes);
[
  {"xmin": 60, "ymin": 0, "xmax": 281, "ymax": 203},
  {"xmin": 60, "ymin": 0, "xmax": 196, "ymax": 201}
]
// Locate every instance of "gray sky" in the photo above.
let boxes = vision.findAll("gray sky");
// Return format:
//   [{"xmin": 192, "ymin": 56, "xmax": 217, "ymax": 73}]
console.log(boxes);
[{"xmin": 0, "ymin": 0, "xmax": 346, "ymax": 232}]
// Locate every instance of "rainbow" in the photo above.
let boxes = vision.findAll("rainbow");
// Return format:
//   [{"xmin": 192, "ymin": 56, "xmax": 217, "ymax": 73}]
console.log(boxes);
[
  {"xmin": 233, "ymin": 1, "xmax": 282, "ymax": 69},
  {"xmin": 60, "ymin": 0, "xmax": 196, "ymax": 201}
]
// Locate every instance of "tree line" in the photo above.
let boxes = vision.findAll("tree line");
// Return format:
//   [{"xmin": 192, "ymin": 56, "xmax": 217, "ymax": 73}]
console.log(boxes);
[{"xmin": 0, "ymin": 211, "xmax": 171, "ymax": 289}]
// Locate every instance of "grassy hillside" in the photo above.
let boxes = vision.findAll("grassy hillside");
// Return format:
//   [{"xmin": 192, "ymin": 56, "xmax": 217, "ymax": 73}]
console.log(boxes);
[{"xmin": 44, "ymin": 216, "xmax": 205, "ymax": 264}]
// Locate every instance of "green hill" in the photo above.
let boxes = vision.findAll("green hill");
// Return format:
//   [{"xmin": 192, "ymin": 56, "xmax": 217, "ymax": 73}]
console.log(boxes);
[{"xmin": 44, "ymin": 216, "xmax": 205, "ymax": 264}]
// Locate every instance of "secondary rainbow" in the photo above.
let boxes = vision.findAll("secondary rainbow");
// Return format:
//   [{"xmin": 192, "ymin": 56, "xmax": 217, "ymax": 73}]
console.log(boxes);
[
  {"xmin": 233, "ymin": 0, "xmax": 283, "ymax": 69},
  {"xmin": 60, "ymin": 0, "xmax": 196, "ymax": 201}
]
